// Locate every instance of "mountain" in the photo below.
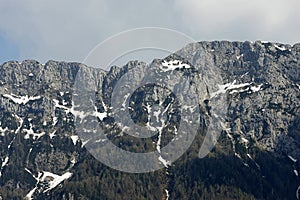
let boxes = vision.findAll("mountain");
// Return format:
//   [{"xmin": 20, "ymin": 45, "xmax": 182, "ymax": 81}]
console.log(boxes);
[{"xmin": 0, "ymin": 41, "xmax": 299, "ymax": 199}]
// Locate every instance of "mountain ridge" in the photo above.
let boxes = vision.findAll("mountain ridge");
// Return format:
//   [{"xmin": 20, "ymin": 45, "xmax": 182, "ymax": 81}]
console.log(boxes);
[{"xmin": 0, "ymin": 40, "xmax": 299, "ymax": 199}]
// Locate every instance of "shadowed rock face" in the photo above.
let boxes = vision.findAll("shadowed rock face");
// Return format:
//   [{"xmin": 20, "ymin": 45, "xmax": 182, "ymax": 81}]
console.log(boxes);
[{"xmin": 0, "ymin": 41, "xmax": 299, "ymax": 199}]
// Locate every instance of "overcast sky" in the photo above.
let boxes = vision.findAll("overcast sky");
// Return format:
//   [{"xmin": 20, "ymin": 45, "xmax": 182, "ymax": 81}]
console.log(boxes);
[{"xmin": 0, "ymin": 0, "xmax": 299, "ymax": 64}]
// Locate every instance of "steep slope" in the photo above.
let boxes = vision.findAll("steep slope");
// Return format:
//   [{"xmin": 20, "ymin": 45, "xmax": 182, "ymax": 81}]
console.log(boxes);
[{"xmin": 0, "ymin": 41, "xmax": 299, "ymax": 199}]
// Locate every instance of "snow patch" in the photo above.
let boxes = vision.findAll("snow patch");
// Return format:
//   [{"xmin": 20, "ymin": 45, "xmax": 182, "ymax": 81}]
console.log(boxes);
[
  {"xmin": 0, "ymin": 156, "xmax": 9, "ymax": 177},
  {"xmin": 81, "ymin": 139, "xmax": 90, "ymax": 148},
  {"xmin": 26, "ymin": 186, "xmax": 38, "ymax": 200},
  {"xmin": 160, "ymin": 60, "xmax": 191, "ymax": 72},
  {"xmin": 1, "ymin": 156, "xmax": 9, "ymax": 168},
  {"xmin": 261, "ymin": 41, "xmax": 269, "ymax": 44},
  {"xmin": 211, "ymin": 80, "xmax": 264, "ymax": 97},
  {"xmin": 237, "ymin": 54, "xmax": 243, "ymax": 60},
  {"xmin": 42, "ymin": 171, "xmax": 72, "ymax": 193},
  {"xmin": 211, "ymin": 80, "xmax": 250, "ymax": 97},
  {"xmin": 70, "ymin": 135, "xmax": 79, "ymax": 145},
  {"xmin": 251, "ymin": 84, "xmax": 263, "ymax": 92},
  {"xmin": 158, "ymin": 155, "xmax": 171, "ymax": 168},
  {"xmin": 3, "ymin": 93, "xmax": 41, "ymax": 105},
  {"xmin": 0, "ymin": 127, "xmax": 8, "ymax": 136},
  {"xmin": 25, "ymin": 170, "xmax": 72, "ymax": 198},
  {"xmin": 52, "ymin": 116, "xmax": 58, "ymax": 126},
  {"xmin": 71, "ymin": 157, "xmax": 76, "ymax": 165},
  {"xmin": 49, "ymin": 131, "xmax": 56, "ymax": 139},
  {"xmin": 53, "ymin": 99, "xmax": 107, "ymax": 121},
  {"xmin": 24, "ymin": 124, "xmax": 45, "ymax": 140},
  {"xmin": 274, "ymin": 44, "xmax": 286, "ymax": 51}
]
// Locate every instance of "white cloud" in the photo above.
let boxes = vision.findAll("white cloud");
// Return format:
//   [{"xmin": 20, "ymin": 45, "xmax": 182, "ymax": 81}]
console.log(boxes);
[
  {"xmin": 173, "ymin": 0, "xmax": 300, "ymax": 43},
  {"xmin": 0, "ymin": 0, "xmax": 299, "ymax": 63}
]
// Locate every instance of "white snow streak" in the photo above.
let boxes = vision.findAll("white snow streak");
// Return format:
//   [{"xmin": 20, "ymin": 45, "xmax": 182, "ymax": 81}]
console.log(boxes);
[
  {"xmin": 3, "ymin": 93, "xmax": 41, "ymax": 105},
  {"xmin": 25, "ymin": 170, "xmax": 72, "ymax": 199},
  {"xmin": 165, "ymin": 189, "xmax": 170, "ymax": 200},
  {"xmin": 288, "ymin": 155, "xmax": 297, "ymax": 163},
  {"xmin": 274, "ymin": 44, "xmax": 286, "ymax": 51}
]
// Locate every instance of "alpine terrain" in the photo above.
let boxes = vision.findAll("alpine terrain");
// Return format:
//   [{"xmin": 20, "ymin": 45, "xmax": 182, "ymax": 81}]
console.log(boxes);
[{"xmin": 0, "ymin": 41, "xmax": 299, "ymax": 200}]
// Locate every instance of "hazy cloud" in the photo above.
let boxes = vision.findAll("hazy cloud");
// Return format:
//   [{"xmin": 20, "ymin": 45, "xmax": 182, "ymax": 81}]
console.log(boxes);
[
  {"xmin": 173, "ymin": 0, "xmax": 300, "ymax": 43},
  {"xmin": 0, "ymin": 0, "xmax": 299, "ymax": 63}
]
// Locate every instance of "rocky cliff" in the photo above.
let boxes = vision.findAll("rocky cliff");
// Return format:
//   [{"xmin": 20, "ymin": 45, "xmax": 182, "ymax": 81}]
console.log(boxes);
[{"xmin": 0, "ymin": 41, "xmax": 299, "ymax": 199}]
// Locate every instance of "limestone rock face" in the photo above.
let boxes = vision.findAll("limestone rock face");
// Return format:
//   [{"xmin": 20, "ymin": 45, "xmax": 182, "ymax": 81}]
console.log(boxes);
[{"xmin": 0, "ymin": 41, "xmax": 299, "ymax": 199}]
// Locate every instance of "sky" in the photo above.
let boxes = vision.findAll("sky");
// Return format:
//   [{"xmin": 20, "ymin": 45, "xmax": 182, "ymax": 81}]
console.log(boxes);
[{"xmin": 0, "ymin": 0, "xmax": 299, "ymax": 65}]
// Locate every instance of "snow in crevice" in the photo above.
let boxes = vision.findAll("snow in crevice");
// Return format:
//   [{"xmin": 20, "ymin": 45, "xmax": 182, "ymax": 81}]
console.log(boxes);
[
  {"xmin": 237, "ymin": 54, "xmax": 243, "ymax": 60},
  {"xmin": 1, "ymin": 157, "xmax": 9, "ymax": 168},
  {"xmin": 274, "ymin": 44, "xmax": 287, "ymax": 51},
  {"xmin": 0, "ymin": 156, "xmax": 9, "ymax": 177},
  {"xmin": 288, "ymin": 155, "xmax": 297, "ymax": 163},
  {"xmin": 3, "ymin": 93, "xmax": 41, "ymax": 105},
  {"xmin": 24, "ymin": 169, "xmax": 43, "ymax": 200},
  {"xmin": 250, "ymin": 84, "xmax": 264, "ymax": 92},
  {"xmin": 52, "ymin": 116, "xmax": 58, "ymax": 126},
  {"xmin": 121, "ymin": 93, "xmax": 130, "ymax": 111},
  {"xmin": 25, "ymin": 169, "xmax": 72, "ymax": 198},
  {"xmin": 49, "ymin": 131, "xmax": 56, "ymax": 139},
  {"xmin": 81, "ymin": 139, "xmax": 90, "ymax": 148},
  {"xmin": 243, "ymin": 163, "xmax": 249, "ymax": 167},
  {"xmin": 165, "ymin": 189, "xmax": 170, "ymax": 200},
  {"xmin": 14, "ymin": 114, "xmax": 24, "ymax": 134},
  {"xmin": 158, "ymin": 155, "xmax": 171, "ymax": 168},
  {"xmin": 241, "ymin": 72, "xmax": 249, "ymax": 78},
  {"xmin": 24, "ymin": 123, "xmax": 45, "ymax": 140},
  {"xmin": 160, "ymin": 60, "xmax": 191, "ymax": 72},
  {"xmin": 246, "ymin": 153, "xmax": 261, "ymax": 170},
  {"xmin": 234, "ymin": 153, "xmax": 242, "ymax": 159},
  {"xmin": 241, "ymin": 137, "xmax": 249, "ymax": 144},
  {"xmin": 42, "ymin": 171, "xmax": 72, "ymax": 193},
  {"xmin": 53, "ymin": 99, "xmax": 107, "ymax": 122},
  {"xmin": 156, "ymin": 122, "xmax": 165, "ymax": 153},
  {"xmin": 0, "ymin": 134, "xmax": 17, "ymax": 177},
  {"xmin": 153, "ymin": 109, "xmax": 161, "ymax": 123},
  {"xmin": 294, "ymin": 170, "xmax": 298, "ymax": 176},
  {"xmin": 0, "ymin": 126, "xmax": 8, "ymax": 136},
  {"xmin": 155, "ymin": 113, "xmax": 171, "ymax": 168},
  {"xmin": 70, "ymin": 135, "xmax": 79, "ymax": 145},
  {"xmin": 145, "ymin": 103, "xmax": 152, "ymax": 128},
  {"xmin": 247, "ymin": 153, "xmax": 253, "ymax": 160},
  {"xmin": 211, "ymin": 80, "xmax": 264, "ymax": 98}
]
